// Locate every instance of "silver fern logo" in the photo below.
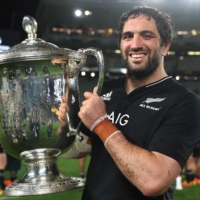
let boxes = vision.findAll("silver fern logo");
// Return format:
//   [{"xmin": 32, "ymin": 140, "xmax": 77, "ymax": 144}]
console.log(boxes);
[{"xmin": 143, "ymin": 98, "xmax": 166, "ymax": 104}]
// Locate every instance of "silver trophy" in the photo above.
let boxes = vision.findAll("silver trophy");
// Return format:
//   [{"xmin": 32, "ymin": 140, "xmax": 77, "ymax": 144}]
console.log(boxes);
[{"xmin": 0, "ymin": 16, "xmax": 104, "ymax": 196}]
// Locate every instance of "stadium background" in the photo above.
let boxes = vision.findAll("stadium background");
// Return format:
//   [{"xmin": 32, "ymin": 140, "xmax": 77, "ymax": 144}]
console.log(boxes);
[{"xmin": 0, "ymin": 0, "xmax": 200, "ymax": 199}]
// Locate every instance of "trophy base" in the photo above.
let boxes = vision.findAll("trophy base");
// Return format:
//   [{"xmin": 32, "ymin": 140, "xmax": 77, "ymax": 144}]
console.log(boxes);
[
  {"xmin": 3, "ymin": 176, "xmax": 84, "ymax": 196},
  {"xmin": 2, "ymin": 148, "xmax": 84, "ymax": 196}
]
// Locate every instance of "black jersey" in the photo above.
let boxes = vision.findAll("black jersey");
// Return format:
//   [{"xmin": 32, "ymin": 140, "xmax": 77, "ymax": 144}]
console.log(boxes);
[{"xmin": 81, "ymin": 76, "xmax": 200, "ymax": 200}]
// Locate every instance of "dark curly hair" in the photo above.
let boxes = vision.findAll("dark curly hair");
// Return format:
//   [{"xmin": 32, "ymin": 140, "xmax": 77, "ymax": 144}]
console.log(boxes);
[{"xmin": 117, "ymin": 6, "xmax": 174, "ymax": 47}]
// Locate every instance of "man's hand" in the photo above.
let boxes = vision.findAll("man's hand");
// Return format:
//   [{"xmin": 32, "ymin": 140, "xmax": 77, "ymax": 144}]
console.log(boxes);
[
  {"xmin": 78, "ymin": 87, "xmax": 107, "ymax": 130},
  {"xmin": 56, "ymin": 96, "xmax": 69, "ymax": 136}
]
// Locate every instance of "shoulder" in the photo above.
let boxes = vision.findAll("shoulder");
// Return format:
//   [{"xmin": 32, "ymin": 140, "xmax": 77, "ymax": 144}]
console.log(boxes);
[
  {"xmin": 170, "ymin": 84, "xmax": 200, "ymax": 114},
  {"xmin": 175, "ymin": 83, "xmax": 200, "ymax": 106},
  {"xmin": 163, "ymin": 83, "xmax": 200, "ymax": 128},
  {"xmin": 163, "ymin": 78, "xmax": 200, "ymax": 105}
]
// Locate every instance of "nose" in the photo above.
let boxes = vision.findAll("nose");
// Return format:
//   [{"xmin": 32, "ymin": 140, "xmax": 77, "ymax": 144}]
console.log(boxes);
[{"xmin": 130, "ymin": 35, "xmax": 143, "ymax": 49}]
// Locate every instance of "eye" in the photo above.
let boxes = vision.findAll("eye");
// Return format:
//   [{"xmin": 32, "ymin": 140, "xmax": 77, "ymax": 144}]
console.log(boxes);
[
  {"xmin": 122, "ymin": 33, "xmax": 133, "ymax": 40},
  {"xmin": 143, "ymin": 33, "xmax": 154, "ymax": 39}
]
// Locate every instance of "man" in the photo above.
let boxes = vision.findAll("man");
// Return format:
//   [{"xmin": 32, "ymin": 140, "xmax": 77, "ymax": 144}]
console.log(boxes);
[
  {"xmin": 182, "ymin": 140, "xmax": 200, "ymax": 187},
  {"xmin": 0, "ymin": 145, "xmax": 6, "ymax": 195},
  {"xmin": 59, "ymin": 6, "xmax": 200, "ymax": 200},
  {"xmin": 47, "ymin": 119, "xmax": 53, "ymax": 139}
]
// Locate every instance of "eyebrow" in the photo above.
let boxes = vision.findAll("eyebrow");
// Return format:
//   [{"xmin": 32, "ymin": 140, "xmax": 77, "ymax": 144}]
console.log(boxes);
[
  {"xmin": 122, "ymin": 30, "xmax": 156, "ymax": 37},
  {"xmin": 122, "ymin": 31, "xmax": 132, "ymax": 37},
  {"xmin": 140, "ymin": 30, "xmax": 156, "ymax": 36}
]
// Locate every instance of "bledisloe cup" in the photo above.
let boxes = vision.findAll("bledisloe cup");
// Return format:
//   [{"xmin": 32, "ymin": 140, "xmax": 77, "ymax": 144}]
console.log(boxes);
[{"xmin": 0, "ymin": 16, "xmax": 104, "ymax": 196}]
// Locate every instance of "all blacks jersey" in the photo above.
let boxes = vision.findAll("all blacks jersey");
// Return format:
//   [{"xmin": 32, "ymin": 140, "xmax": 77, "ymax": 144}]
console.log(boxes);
[{"xmin": 81, "ymin": 76, "xmax": 200, "ymax": 200}]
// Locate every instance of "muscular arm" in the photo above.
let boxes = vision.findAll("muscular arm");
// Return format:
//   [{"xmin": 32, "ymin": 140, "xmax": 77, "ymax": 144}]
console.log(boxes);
[
  {"xmin": 105, "ymin": 132, "xmax": 181, "ymax": 196},
  {"xmin": 78, "ymin": 89, "xmax": 182, "ymax": 197}
]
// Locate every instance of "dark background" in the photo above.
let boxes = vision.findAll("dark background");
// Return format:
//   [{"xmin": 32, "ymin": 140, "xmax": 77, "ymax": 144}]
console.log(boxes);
[{"xmin": 1, "ymin": 0, "xmax": 200, "ymax": 48}]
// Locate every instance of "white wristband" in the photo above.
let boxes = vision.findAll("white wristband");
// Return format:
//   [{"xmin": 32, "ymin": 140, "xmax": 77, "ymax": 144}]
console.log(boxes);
[
  {"xmin": 104, "ymin": 130, "xmax": 121, "ymax": 147},
  {"xmin": 90, "ymin": 114, "xmax": 109, "ymax": 132}
]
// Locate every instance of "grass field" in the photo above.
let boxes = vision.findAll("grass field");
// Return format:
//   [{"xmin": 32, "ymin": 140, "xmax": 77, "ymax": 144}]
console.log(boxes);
[{"xmin": 1, "ymin": 157, "xmax": 200, "ymax": 200}]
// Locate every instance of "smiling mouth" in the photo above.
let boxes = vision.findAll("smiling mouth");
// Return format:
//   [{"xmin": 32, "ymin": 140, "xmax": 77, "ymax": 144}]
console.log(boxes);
[
  {"xmin": 131, "ymin": 54, "xmax": 143, "ymax": 58},
  {"xmin": 128, "ymin": 53, "xmax": 147, "ymax": 63},
  {"xmin": 129, "ymin": 52, "xmax": 147, "ymax": 58}
]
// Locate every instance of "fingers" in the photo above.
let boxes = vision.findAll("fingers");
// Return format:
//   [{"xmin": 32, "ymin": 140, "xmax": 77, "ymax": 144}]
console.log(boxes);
[
  {"xmin": 83, "ymin": 91, "xmax": 93, "ymax": 99},
  {"xmin": 58, "ymin": 96, "xmax": 69, "ymax": 128},
  {"xmin": 93, "ymin": 86, "xmax": 97, "ymax": 94},
  {"xmin": 59, "ymin": 96, "xmax": 69, "ymax": 112},
  {"xmin": 58, "ymin": 115, "xmax": 67, "ymax": 128},
  {"xmin": 56, "ymin": 126, "xmax": 68, "ymax": 136},
  {"xmin": 56, "ymin": 126, "xmax": 63, "ymax": 136},
  {"xmin": 78, "ymin": 91, "xmax": 106, "ymax": 129},
  {"xmin": 61, "ymin": 96, "xmax": 68, "ymax": 104},
  {"xmin": 83, "ymin": 90, "xmax": 98, "ymax": 100},
  {"xmin": 83, "ymin": 86, "xmax": 98, "ymax": 100}
]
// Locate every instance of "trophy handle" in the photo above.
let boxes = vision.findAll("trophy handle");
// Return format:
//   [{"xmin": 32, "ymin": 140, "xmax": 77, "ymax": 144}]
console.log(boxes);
[
  {"xmin": 76, "ymin": 47, "xmax": 105, "ymax": 140},
  {"xmin": 81, "ymin": 47, "xmax": 105, "ymax": 95},
  {"xmin": 67, "ymin": 48, "xmax": 105, "ymax": 141}
]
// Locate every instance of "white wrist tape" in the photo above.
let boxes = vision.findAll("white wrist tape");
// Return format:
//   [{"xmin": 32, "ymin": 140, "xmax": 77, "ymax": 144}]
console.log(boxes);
[
  {"xmin": 90, "ymin": 114, "xmax": 109, "ymax": 132},
  {"xmin": 104, "ymin": 130, "xmax": 121, "ymax": 147}
]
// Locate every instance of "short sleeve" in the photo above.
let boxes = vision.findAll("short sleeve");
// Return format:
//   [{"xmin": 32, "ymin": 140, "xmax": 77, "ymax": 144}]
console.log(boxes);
[{"xmin": 148, "ymin": 93, "xmax": 200, "ymax": 168}]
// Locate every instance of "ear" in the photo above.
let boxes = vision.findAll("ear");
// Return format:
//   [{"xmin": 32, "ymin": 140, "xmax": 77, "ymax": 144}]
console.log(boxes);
[{"xmin": 162, "ymin": 43, "xmax": 171, "ymax": 56}]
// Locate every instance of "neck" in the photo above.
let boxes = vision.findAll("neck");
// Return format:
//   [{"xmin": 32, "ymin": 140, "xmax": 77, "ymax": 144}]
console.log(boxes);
[{"xmin": 125, "ymin": 68, "xmax": 167, "ymax": 94}]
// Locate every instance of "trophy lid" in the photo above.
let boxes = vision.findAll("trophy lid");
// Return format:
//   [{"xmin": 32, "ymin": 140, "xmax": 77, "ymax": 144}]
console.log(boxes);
[{"xmin": 0, "ymin": 16, "xmax": 84, "ymax": 64}]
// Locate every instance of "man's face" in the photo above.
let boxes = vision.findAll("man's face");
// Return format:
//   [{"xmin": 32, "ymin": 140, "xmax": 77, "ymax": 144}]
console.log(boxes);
[{"xmin": 120, "ymin": 15, "xmax": 167, "ymax": 80}]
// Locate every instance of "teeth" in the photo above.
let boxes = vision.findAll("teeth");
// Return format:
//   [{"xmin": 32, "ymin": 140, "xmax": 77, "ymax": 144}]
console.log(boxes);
[{"xmin": 132, "ymin": 54, "xmax": 142, "ymax": 58}]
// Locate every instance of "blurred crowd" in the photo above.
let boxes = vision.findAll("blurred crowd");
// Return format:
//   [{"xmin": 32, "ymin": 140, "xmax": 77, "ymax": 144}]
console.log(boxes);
[
  {"xmin": 0, "ymin": 145, "xmax": 21, "ymax": 196},
  {"xmin": 175, "ymin": 141, "xmax": 200, "ymax": 190}
]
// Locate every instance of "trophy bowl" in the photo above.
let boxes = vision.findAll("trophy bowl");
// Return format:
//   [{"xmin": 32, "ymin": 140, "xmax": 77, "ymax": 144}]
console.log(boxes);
[{"xmin": 0, "ymin": 16, "xmax": 104, "ymax": 196}]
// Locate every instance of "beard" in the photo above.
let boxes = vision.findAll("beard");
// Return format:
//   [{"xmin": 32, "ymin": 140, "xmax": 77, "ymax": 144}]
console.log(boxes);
[{"xmin": 121, "ymin": 47, "xmax": 162, "ymax": 81}]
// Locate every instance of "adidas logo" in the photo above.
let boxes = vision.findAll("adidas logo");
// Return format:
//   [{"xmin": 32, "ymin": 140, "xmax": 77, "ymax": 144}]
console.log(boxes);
[{"xmin": 101, "ymin": 91, "xmax": 113, "ymax": 101}]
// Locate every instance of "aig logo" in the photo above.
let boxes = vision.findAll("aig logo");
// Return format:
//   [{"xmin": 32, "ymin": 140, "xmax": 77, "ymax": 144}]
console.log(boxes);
[{"xmin": 108, "ymin": 112, "xmax": 129, "ymax": 126}]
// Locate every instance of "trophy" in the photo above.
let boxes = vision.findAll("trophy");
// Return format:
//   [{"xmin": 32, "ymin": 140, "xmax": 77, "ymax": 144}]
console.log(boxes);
[{"xmin": 0, "ymin": 16, "xmax": 104, "ymax": 196}]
